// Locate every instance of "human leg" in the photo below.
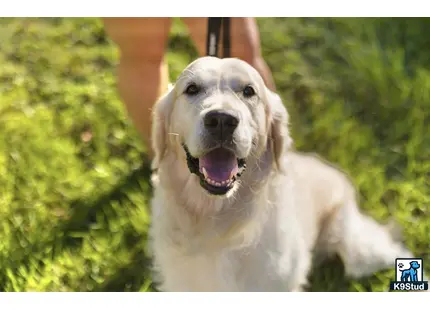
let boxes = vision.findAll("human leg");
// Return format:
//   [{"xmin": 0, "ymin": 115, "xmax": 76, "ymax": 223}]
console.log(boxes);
[{"xmin": 103, "ymin": 18, "xmax": 172, "ymax": 156}]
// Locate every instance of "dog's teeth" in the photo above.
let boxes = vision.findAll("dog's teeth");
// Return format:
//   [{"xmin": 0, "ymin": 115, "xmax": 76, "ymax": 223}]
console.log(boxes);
[
  {"xmin": 229, "ymin": 171, "xmax": 236, "ymax": 180},
  {"xmin": 205, "ymin": 177, "xmax": 232, "ymax": 187},
  {"xmin": 202, "ymin": 167, "xmax": 208, "ymax": 179}
]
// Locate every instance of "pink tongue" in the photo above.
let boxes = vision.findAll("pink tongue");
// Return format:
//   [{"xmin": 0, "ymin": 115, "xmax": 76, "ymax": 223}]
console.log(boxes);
[{"xmin": 199, "ymin": 148, "xmax": 238, "ymax": 182}]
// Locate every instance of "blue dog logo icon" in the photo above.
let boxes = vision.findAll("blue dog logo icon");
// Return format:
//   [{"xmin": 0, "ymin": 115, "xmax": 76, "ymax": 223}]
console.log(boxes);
[
  {"xmin": 399, "ymin": 261, "xmax": 420, "ymax": 282},
  {"xmin": 390, "ymin": 258, "xmax": 428, "ymax": 291}
]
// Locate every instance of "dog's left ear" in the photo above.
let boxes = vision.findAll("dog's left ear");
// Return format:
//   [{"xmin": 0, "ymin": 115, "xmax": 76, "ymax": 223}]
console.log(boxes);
[
  {"xmin": 151, "ymin": 84, "xmax": 175, "ymax": 171},
  {"xmin": 265, "ymin": 89, "xmax": 292, "ymax": 173}
]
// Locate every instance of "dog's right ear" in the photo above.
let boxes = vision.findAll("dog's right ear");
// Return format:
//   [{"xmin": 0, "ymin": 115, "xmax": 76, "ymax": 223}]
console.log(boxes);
[
  {"xmin": 266, "ymin": 89, "xmax": 292, "ymax": 173},
  {"xmin": 151, "ymin": 84, "xmax": 175, "ymax": 171}
]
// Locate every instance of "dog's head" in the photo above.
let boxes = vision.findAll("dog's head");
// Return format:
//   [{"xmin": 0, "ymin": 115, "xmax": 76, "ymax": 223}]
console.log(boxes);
[
  {"xmin": 152, "ymin": 57, "xmax": 291, "ymax": 200},
  {"xmin": 410, "ymin": 261, "xmax": 420, "ymax": 269}
]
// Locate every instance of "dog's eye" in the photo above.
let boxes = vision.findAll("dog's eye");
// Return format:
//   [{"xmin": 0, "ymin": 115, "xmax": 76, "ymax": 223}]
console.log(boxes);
[
  {"xmin": 185, "ymin": 83, "xmax": 200, "ymax": 96},
  {"xmin": 243, "ymin": 85, "xmax": 256, "ymax": 98}
]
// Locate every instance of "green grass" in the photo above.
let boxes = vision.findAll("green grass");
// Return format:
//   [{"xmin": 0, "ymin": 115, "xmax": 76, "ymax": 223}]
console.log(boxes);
[{"xmin": 0, "ymin": 17, "xmax": 428, "ymax": 292}]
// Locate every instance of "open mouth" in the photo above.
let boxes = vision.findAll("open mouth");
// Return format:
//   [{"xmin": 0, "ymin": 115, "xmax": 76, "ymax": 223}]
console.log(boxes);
[{"xmin": 183, "ymin": 145, "xmax": 246, "ymax": 196}]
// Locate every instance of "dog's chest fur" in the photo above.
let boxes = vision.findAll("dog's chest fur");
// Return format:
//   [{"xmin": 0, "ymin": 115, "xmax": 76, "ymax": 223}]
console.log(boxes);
[
  {"xmin": 150, "ymin": 173, "xmax": 309, "ymax": 292},
  {"xmin": 151, "ymin": 222, "xmax": 298, "ymax": 291}
]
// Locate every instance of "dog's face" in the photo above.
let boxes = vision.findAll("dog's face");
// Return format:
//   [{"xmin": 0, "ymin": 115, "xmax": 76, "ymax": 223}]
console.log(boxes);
[
  {"xmin": 410, "ymin": 261, "xmax": 420, "ymax": 269},
  {"xmin": 152, "ymin": 57, "xmax": 290, "ymax": 198}
]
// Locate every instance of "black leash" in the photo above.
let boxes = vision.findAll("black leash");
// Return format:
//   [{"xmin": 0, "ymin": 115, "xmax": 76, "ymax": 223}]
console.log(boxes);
[{"xmin": 206, "ymin": 17, "xmax": 231, "ymax": 57}]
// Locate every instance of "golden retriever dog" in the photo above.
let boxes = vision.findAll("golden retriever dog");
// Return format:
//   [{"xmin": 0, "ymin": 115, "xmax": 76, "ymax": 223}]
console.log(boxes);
[{"xmin": 149, "ymin": 56, "xmax": 418, "ymax": 292}]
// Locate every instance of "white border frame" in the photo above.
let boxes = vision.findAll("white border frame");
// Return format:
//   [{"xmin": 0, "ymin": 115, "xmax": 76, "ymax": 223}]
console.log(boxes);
[
  {"xmin": 1, "ymin": 292, "xmax": 429, "ymax": 309},
  {"xmin": 2, "ymin": 0, "xmax": 430, "ymax": 17}
]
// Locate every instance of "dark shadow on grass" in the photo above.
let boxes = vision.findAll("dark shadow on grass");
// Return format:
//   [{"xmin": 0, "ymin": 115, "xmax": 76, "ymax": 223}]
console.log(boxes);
[
  {"xmin": 96, "ymin": 248, "xmax": 153, "ymax": 292},
  {"xmin": 308, "ymin": 255, "xmax": 385, "ymax": 292},
  {"xmin": 308, "ymin": 255, "xmax": 354, "ymax": 292}
]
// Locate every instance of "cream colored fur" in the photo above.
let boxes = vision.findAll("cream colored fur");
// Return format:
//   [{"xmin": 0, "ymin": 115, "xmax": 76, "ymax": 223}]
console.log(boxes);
[{"xmin": 149, "ymin": 56, "xmax": 418, "ymax": 292}]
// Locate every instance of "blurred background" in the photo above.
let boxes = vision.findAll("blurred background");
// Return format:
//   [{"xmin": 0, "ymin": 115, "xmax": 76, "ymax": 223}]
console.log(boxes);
[{"xmin": 0, "ymin": 17, "xmax": 429, "ymax": 292}]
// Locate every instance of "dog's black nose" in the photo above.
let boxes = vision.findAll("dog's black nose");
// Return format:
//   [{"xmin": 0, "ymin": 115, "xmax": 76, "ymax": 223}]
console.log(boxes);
[{"xmin": 204, "ymin": 110, "xmax": 239, "ymax": 140}]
